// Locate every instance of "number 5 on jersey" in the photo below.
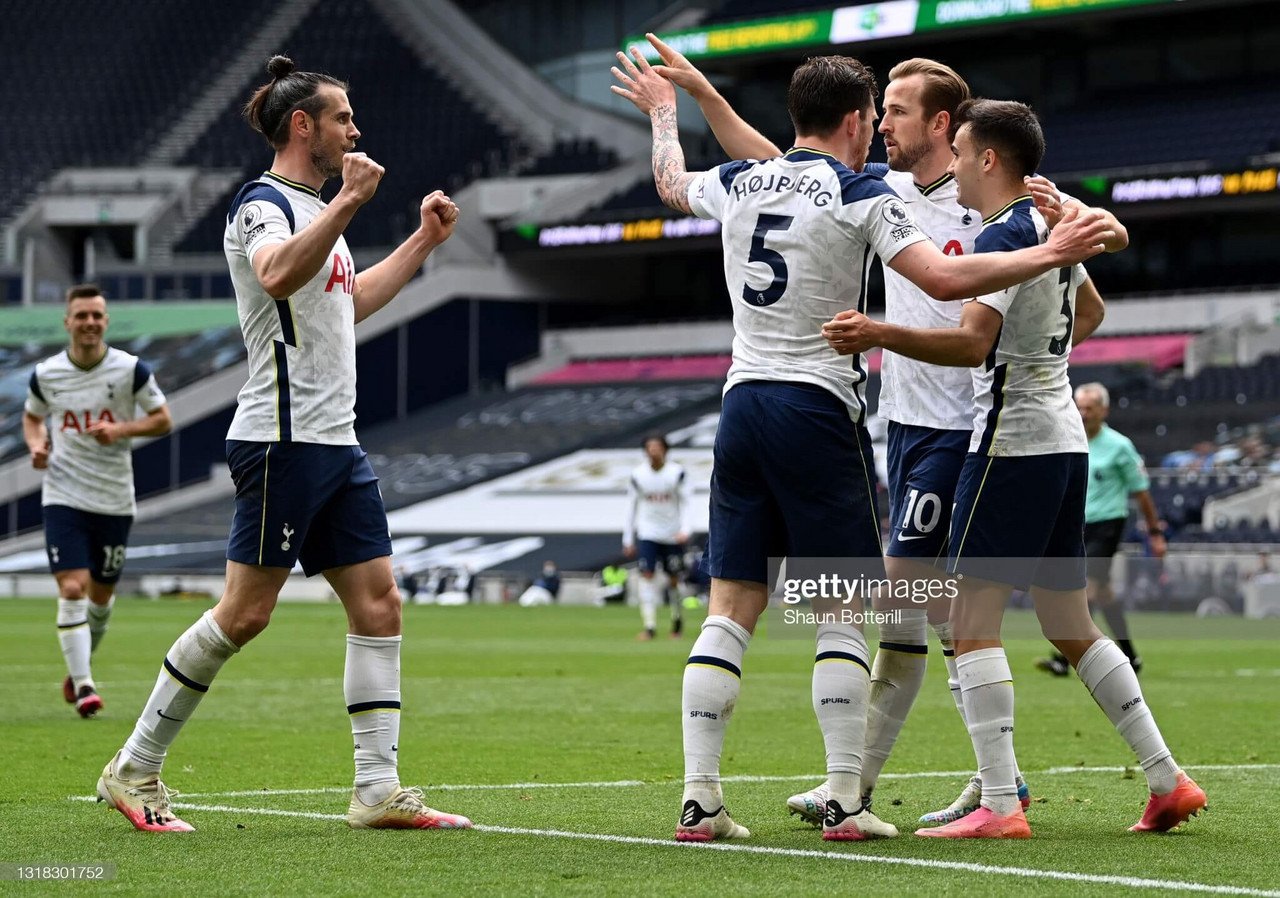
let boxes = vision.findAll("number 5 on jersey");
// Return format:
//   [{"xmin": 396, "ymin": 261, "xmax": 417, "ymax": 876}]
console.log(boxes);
[{"xmin": 743, "ymin": 214, "xmax": 794, "ymax": 307}]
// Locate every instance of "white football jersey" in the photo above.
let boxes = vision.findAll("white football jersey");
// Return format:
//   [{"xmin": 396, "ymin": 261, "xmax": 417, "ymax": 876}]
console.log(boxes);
[
  {"xmin": 967, "ymin": 197, "xmax": 1088, "ymax": 457},
  {"xmin": 624, "ymin": 461, "xmax": 693, "ymax": 545},
  {"xmin": 688, "ymin": 148, "xmax": 929, "ymax": 423},
  {"xmin": 874, "ymin": 167, "xmax": 982, "ymax": 431},
  {"xmin": 25, "ymin": 347, "xmax": 168, "ymax": 516},
  {"xmin": 224, "ymin": 172, "xmax": 358, "ymax": 445}
]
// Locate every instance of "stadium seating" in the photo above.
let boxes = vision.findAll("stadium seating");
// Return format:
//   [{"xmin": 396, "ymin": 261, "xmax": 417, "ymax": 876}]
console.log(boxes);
[
  {"xmin": 174, "ymin": 0, "xmax": 516, "ymax": 253},
  {"xmin": 706, "ymin": 0, "xmax": 830, "ymax": 21},
  {"xmin": 520, "ymin": 139, "xmax": 618, "ymax": 177},
  {"xmin": 122, "ymin": 378, "xmax": 726, "ymax": 559},
  {"xmin": 0, "ymin": 0, "xmax": 267, "ymax": 223},
  {"xmin": 1042, "ymin": 83, "xmax": 1280, "ymax": 174}
]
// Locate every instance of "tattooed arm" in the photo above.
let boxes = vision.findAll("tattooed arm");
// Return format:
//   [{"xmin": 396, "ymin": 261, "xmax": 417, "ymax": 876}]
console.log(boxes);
[
  {"xmin": 651, "ymin": 105, "xmax": 696, "ymax": 214},
  {"xmin": 611, "ymin": 46, "xmax": 698, "ymax": 214}
]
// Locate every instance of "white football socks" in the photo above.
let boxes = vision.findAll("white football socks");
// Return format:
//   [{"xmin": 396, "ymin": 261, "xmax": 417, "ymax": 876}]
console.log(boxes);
[
  {"xmin": 639, "ymin": 578, "xmax": 660, "ymax": 633},
  {"xmin": 682, "ymin": 615, "xmax": 750, "ymax": 803},
  {"xmin": 860, "ymin": 609, "xmax": 928, "ymax": 797},
  {"xmin": 121, "ymin": 610, "xmax": 239, "ymax": 776},
  {"xmin": 958, "ymin": 648, "xmax": 1021, "ymax": 816},
  {"xmin": 57, "ymin": 598, "xmax": 93, "ymax": 690},
  {"xmin": 813, "ymin": 622, "xmax": 870, "ymax": 802},
  {"xmin": 933, "ymin": 621, "xmax": 968, "ymax": 726},
  {"xmin": 87, "ymin": 597, "xmax": 115, "ymax": 652},
  {"xmin": 1076, "ymin": 638, "xmax": 1178, "ymax": 795},
  {"xmin": 346, "ymin": 634, "xmax": 403, "ymax": 806}
]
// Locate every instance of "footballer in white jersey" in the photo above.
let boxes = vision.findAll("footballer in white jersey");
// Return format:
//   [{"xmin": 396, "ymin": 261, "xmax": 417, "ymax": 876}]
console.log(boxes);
[
  {"xmin": 221, "ymin": 170, "xmax": 391, "ymax": 575},
  {"xmin": 863, "ymin": 164, "xmax": 982, "ymax": 561},
  {"xmin": 624, "ymin": 435, "xmax": 694, "ymax": 640},
  {"xmin": 967, "ymin": 198, "xmax": 1089, "ymax": 459},
  {"xmin": 98, "ymin": 60, "xmax": 473, "ymax": 836},
  {"xmin": 689, "ymin": 148, "xmax": 930, "ymax": 428},
  {"xmin": 23, "ymin": 286, "xmax": 172, "ymax": 718},
  {"xmin": 225, "ymin": 171, "xmax": 358, "ymax": 446},
  {"xmin": 27, "ymin": 347, "xmax": 168, "ymax": 518},
  {"xmin": 624, "ymin": 456, "xmax": 693, "ymax": 550},
  {"xmin": 870, "ymin": 165, "xmax": 980, "ymax": 433},
  {"xmin": 686, "ymin": 146, "xmax": 928, "ymax": 585},
  {"xmin": 946, "ymin": 195, "xmax": 1090, "ymax": 589}
]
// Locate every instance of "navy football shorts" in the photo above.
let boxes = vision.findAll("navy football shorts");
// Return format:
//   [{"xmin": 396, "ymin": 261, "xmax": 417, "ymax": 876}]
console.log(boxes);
[
  {"xmin": 225, "ymin": 441, "xmax": 393, "ymax": 577},
  {"xmin": 948, "ymin": 452, "xmax": 1087, "ymax": 591}
]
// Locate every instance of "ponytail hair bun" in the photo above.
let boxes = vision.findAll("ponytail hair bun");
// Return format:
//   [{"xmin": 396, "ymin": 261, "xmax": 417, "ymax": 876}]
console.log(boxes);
[{"xmin": 266, "ymin": 55, "xmax": 295, "ymax": 79}]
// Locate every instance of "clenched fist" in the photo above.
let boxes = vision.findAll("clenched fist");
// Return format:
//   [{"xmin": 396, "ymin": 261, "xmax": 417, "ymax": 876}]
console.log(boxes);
[
  {"xmin": 338, "ymin": 152, "xmax": 385, "ymax": 206},
  {"xmin": 419, "ymin": 190, "xmax": 460, "ymax": 246}
]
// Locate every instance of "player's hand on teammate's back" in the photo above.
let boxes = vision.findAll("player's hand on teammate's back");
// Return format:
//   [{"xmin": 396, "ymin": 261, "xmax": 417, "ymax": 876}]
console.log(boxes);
[
  {"xmin": 611, "ymin": 45, "xmax": 677, "ymax": 114},
  {"xmin": 339, "ymin": 152, "xmax": 385, "ymax": 206},
  {"xmin": 821, "ymin": 309, "xmax": 879, "ymax": 355},
  {"xmin": 644, "ymin": 33, "xmax": 715, "ymax": 100},
  {"xmin": 418, "ymin": 191, "xmax": 459, "ymax": 246},
  {"xmin": 1045, "ymin": 204, "xmax": 1112, "ymax": 264}
]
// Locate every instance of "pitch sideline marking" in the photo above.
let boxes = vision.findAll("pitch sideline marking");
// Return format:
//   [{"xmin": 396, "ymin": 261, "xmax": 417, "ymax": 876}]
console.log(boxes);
[
  {"xmin": 65, "ymin": 763, "xmax": 1277, "ymax": 800},
  {"xmin": 82, "ymin": 799, "xmax": 1278, "ymax": 898}
]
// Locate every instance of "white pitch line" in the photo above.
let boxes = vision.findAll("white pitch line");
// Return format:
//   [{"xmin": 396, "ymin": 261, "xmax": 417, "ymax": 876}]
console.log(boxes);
[
  {"xmin": 68, "ymin": 763, "xmax": 1278, "ymax": 802},
  {"xmin": 145, "ymin": 803, "xmax": 1279, "ymax": 898},
  {"xmin": 1046, "ymin": 764, "xmax": 1280, "ymax": 775}
]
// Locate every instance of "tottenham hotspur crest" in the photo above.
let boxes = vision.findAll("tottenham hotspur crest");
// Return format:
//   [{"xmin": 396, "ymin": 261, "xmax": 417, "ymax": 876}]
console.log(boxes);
[{"xmin": 281, "ymin": 523, "xmax": 294, "ymax": 552}]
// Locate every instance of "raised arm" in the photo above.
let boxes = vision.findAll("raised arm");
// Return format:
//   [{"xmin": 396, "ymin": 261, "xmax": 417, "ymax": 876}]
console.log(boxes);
[
  {"xmin": 251, "ymin": 153, "xmax": 383, "ymax": 300},
  {"xmin": 887, "ymin": 205, "xmax": 1114, "ymax": 301},
  {"xmin": 822, "ymin": 301, "xmax": 1004, "ymax": 368},
  {"xmin": 352, "ymin": 191, "xmax": 458, "ymax": 323},
  {"xmin": 643, "ymin": 33, "xmax": 781, "ymax": 161},
  {"xmin": 611, "ymin": 47, "xmax": 697, "ymax": 214}
]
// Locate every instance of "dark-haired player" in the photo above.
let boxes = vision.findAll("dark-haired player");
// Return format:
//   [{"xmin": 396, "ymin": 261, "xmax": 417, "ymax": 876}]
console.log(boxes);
[
  {"xmin": 97, "ymin": 56, "xmax": 469, "ymax": 833},
  {"xmin": 24, "ymin": 284, "xmax": 171, "ymax": 718},
  {"xmin": 824, "ymin": 98, "xmax": 1205, "ymax": 838},
  {"xmin": 623, "ymin": 434, "xmax": 692, "ymax": 640}
]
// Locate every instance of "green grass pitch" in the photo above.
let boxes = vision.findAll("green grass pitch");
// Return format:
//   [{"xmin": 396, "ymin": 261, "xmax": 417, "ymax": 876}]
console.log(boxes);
[{"xmin": 2, "ymin": 598, "xmax": 1278, "ymax": 896}]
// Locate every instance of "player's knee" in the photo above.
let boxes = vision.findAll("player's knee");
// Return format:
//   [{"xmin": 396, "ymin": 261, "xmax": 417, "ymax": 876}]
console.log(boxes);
[
  {"xmin": 235, "ymin": 614, "xmax": 271, "ymax": 644},
  {"xmin": 58, "ymin": 577, "xmax": 87, "ymax": 600},
  {"xmin": 362, "ymin": 584, "xmax": 402, "ymax": 635},
  {"xmin": 226, "ymin": 600, "xmax": 275, "ymax": 644}
]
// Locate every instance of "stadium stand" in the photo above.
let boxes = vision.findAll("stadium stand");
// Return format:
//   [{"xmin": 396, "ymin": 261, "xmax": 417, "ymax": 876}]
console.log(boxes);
[
  {"xmin": 174, "ymin": 0, "xmax": 518, "ymax": 253},
  {"xmin": 0, "ymin": 0, "xmax": 267, "ymax": 227},
  {"xmin": 101, "ymin": 378, "xmax": 726, "ymax": 571},
  {"xmin": 520, "ymin": 139, "xmax": 619, "ymax": 177},
  {"xmin": 1041, "ymin": 83, "xmax": 1280, "ymax": 174}
]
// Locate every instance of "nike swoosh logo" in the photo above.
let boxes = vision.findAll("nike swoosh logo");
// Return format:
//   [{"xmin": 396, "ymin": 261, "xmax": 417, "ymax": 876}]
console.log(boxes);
[
  {"xmin": 896, "ymin": 535, "xmax": 927, "ymax": 541},
  {"xmin": 157, "ymin": 709, "xmax": 184, "ymax": 722}
]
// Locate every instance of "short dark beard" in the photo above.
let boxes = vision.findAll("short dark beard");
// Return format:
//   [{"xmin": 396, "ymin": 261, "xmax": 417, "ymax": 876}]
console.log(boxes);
[
  {"xmin": 888, "ymin": 135, "xmax": 930, "ymax": 174},
  {"xmin": 311, "ymin": 145, "xmax": 342, "ymax": 181}
]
